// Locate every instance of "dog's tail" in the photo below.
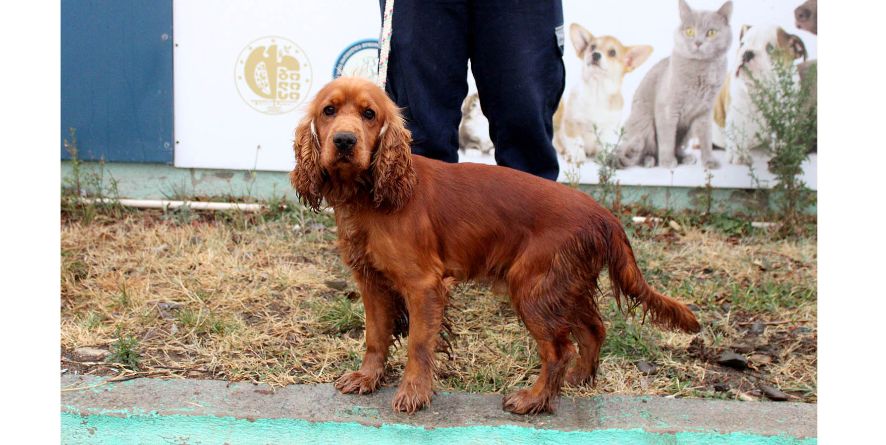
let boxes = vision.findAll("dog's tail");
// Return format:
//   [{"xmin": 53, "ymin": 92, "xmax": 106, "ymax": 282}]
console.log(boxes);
[{"xmin": 606, "ymin": 223, "xmax": 701, "ymax": 334}]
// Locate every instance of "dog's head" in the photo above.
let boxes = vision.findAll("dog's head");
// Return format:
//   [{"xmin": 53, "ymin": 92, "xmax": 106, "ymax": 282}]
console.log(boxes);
[
  {"xmin": 734, "ymin": 25, "xmax": 807, "ymax": 79},
  {"xmin": 569, "ymin": 23, "xmax": 653, "ymax": 87},
  {"xmin": 794, "ymin": 0, "xmax": 817, "ymax": 35},
  {"xmin": 291, "ymin": 76, "xmax": 415, "ymax": 212}
]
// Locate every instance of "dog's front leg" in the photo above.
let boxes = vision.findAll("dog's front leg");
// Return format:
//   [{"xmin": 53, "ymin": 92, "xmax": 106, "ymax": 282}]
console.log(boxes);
[
  {"xmin": 335, "ymin": 272, "xmax": 398, "ymax": 395},
  {"xmin": 391, "ymin": 277, "xmax": 448, "ymax": 414}
]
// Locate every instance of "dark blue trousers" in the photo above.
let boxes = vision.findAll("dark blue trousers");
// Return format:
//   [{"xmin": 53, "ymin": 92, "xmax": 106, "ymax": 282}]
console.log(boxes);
[{"xmin": 380, "ymin": 0, "xmax": 565, "ymax": 180}]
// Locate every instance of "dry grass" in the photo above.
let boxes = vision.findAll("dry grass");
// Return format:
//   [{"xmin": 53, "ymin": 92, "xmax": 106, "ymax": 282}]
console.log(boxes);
[{"xmin": 61, "ymin": 203, "xmax": 816, "ymax": 403}]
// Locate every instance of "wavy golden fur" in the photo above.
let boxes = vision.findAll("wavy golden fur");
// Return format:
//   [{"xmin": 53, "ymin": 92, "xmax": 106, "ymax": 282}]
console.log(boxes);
[{"xmin": 291, "ymin": 77, "xmax": 700, "ymax": 415}]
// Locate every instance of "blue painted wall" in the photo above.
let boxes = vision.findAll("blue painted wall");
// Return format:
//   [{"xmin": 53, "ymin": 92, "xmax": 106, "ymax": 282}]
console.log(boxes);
[{"xmin": 61, "ymin": 0, "xmax": 174, "ymax": 163}]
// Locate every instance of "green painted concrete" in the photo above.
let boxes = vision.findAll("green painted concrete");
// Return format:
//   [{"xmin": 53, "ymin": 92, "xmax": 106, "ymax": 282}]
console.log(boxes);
[
  {"xmin": 61, "ymin": 412, "xmax": 816, "ymax": 445},
  {"xmin": 61, "ymin": 161, "xmax": 815, "ymax": 214},
  {"xmin": 61, "ymin": 376, "xmax": 816, "ymax": 443}
]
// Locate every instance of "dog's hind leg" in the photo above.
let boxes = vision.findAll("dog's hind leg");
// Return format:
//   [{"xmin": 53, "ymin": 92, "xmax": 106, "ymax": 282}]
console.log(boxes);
[
  {"xmin": 566, "ymin": 303, "xmax": 606, "ymax": 387},
  {"xmin": 502, "ymin": 256, "xmax": 576, "ymax": 414},
  {"xmin": 502, "ymin": 303, "xmax": 575, "ymax": 414}
]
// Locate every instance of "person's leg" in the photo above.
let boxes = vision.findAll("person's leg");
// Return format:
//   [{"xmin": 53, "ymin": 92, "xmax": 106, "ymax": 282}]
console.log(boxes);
[
  {"xmin": 469, "ymin": 0, "xmax": 565, "ymax": 180},
  {"xmin": 380, "ymin": 0, "xmax": 469, "ymax": 163}
]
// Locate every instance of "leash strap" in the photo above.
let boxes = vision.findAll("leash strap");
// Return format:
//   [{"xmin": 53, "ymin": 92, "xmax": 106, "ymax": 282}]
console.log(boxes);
[{"xmin": 377, "ymin": 0, "xmax": 395, "ymax": 89}]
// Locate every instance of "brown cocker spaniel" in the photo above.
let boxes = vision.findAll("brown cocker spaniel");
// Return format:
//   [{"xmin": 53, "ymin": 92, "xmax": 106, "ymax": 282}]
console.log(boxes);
[{"xmin": 291, "ymin": 77, "xmax": 700, "ymax": 415}]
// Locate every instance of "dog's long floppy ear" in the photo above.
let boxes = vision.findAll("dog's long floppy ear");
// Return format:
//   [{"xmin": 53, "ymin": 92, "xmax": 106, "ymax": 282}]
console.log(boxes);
[
  {"xmin": 777, "ymin": 28, "xmax": 808, "ymax": 62},
  {"xmin": 569, "ymin": 23, "xmax": 593, "ymax": 58},
  {"xmin": 290, "ymin": 115, "xmax": 325, "ymax": 212},
  {"xmin": 372, "ymin": 107, "xmax": 416, "ymax": 212}
]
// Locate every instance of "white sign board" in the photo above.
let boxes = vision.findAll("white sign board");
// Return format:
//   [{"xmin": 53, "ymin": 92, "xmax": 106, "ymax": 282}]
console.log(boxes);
[{"xmin": 174, "ymin": 0, "xmax": 817, "ymax": 189}]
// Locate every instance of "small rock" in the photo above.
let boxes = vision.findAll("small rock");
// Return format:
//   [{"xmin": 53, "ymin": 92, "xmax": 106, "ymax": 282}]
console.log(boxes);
[
  {"xmin": 794, "ymin": 326, "xmax": 812, "ymax": 334},
  {"xmin": 635, "ymin": 360, "xmax": 658, "ymax": 375},
  {"xmin": 713, "ymin": 382, "xmax": 730, "ymax": 392},
  {"xmin": 686, "ymin": 304, "xmax": 701, "ymax": 312},
  {"xmin": 73, "ymin": 347, "xmax": 110, "ymax": 362},
  {"xmin": 721, "ymin": 303, "xmax": 732, "ymax": 312},
  {"xmin": 158, "ymin": 301, "xmax": 183, "ymax": 311},
  {"xmin": 324, "ymin": 279, "xmax": 348, "ymax": 291},
  {"xmin": 749, "ymin": 354, "xmax": 772, "ymax": 366},
  {"xmin": 760, "ymin": 385, "xmax": 789, "ymax": 401},
  {"xmin": 668, "ymin": 220, "xmax": 683, "ymax": 232},
  {"xmin": 749, "ymin": 322, "xmax": 765, "ymax": 335},
  {"xmin": 736, "ymin": 391, "xmax": 758, "ymax": 401},
  {"xmin": 702, "ymin": 267, "xmax": 714, "ymax": 274},
  {"xmin": 717, "ymin": 350, "xmax": 749, "ymax": 370}
]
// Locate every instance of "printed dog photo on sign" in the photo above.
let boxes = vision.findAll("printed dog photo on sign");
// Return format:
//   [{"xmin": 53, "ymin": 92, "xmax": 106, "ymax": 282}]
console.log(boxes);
[
  {"xmin": 712, "ymin": 24, "xmax": 809, "ymax": 166},
  {"xmin": 553, "ymin": 23, "xmax": 653, "ymax": 164}
]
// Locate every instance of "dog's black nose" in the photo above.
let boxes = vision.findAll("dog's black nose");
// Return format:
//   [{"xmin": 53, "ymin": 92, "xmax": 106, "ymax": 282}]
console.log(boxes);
[
  {"xmin": 333, "ymin": 132, "xmax": 357, "ymax": 151},
  {"xmin": 742, "ymin": 50, "xmax": 755, "ymax": 63},
  {"xmin": 591, "ymin": 52, "xmax": 601, "ymax": 62}
]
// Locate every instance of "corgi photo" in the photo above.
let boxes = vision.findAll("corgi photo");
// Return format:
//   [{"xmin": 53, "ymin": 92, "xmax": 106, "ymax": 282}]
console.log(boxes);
[
  {"xmin": 554, "ymin": 23, "xmax": 652, "ymax": 164},
  {"xmin": 713, "ymin": 24, "xmax": 807, "ymax": 165},
  {"xmin": 458, "ymin": 93, "xmax": 494, "ymax": 155}
]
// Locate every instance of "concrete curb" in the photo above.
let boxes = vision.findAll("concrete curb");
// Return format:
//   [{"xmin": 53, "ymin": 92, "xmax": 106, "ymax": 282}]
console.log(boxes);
[{"xmin": 61, "ymin": 375, "xmax": 816, "ymax": 443}]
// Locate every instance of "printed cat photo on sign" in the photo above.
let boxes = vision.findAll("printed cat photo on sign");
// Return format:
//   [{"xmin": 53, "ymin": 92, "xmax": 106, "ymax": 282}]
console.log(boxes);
[
  {"xmin": 554, "ymin": 23, "xmax": 653, "ymax": 164},
  {"xmin": 616, "ymin": 0, "xmax": 732, "ymax": 170}
]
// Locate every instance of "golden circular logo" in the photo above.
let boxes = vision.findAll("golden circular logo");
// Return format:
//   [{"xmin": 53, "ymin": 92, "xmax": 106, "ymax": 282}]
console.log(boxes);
[{"xmin": 235, "ymin": 36, "xmax": 312, "ymax": 115}]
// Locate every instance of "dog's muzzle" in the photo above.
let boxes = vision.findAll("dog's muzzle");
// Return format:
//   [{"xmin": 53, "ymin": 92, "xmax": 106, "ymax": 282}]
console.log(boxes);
[{"xmin": 333, "ymin": 132, "xmax": 357, "ymax": 152}]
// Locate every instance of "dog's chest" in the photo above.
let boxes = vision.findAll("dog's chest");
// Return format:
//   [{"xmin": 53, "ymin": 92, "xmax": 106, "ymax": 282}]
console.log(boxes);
[
  {"xmin": 336, "ymin": 217, "xmax": 401, "ymax": 276},
  {"xmin": 567, "ymin": 87, "xmax": 622, "ymax": 132}
]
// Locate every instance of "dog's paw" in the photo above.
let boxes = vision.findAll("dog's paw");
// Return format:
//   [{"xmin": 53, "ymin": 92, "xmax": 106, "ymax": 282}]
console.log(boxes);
[
  {"xmin": 335, "ymin": 370, "xmax": 383, "ymax": 395},
  {"xmin": 642, "ymin": 156, "xmax": 656, "ymax": 168},
  {"xmin": 502, "ymin": 389, "xmax": 557, "ymax": 415},
  {"xmin": 565, "ymin": 367, "xmax": 595, "ymax": 387},
  {"xmin": 680, "ymin": 153, "xmax": 697, "ymax": 165},
  {"xmin": 391, "ymin": 380, "xmax": 434, "ymax": 414},
  {"xmin": 659, "ymin": 157, "xmax": 678, "ymax": 169}
]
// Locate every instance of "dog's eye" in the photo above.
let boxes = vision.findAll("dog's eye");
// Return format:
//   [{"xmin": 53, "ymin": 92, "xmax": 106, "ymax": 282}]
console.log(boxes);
[
  {"xmin": 684, "ymin": 27, "xmax": 696, "ymax": 38},
  {"xmin": 607, "ymin": 49, "xmax": 616, "ymax": 57},
  {"xmin": 706, "ymin": 29, "xmax": 718, "ymax": 38},
  {"xmin": 323, "ymin": 105, "xmax": 336, "ymax": 116},
  {"xmin": 362, "ymin": 109, "xmax": 376, "ymax": 120}
]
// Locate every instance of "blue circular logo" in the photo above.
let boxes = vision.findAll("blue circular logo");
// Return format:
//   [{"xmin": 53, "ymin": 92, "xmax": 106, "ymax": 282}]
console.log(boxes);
[{"xmin": 333, "ymin": 39, "xmax": 380, "ymax": 81}]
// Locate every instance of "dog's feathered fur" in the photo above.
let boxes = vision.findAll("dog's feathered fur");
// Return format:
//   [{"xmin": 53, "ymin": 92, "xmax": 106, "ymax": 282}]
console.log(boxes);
[{"xmin": 291, "ymin": 77, "xmax": 700, "ymax": 415}]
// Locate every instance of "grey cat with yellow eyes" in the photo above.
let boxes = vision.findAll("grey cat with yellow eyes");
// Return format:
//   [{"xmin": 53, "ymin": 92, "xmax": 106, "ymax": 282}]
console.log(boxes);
[{"xmin": 617, "ymin": 0, "xmax": 732, "ymax": 169}]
